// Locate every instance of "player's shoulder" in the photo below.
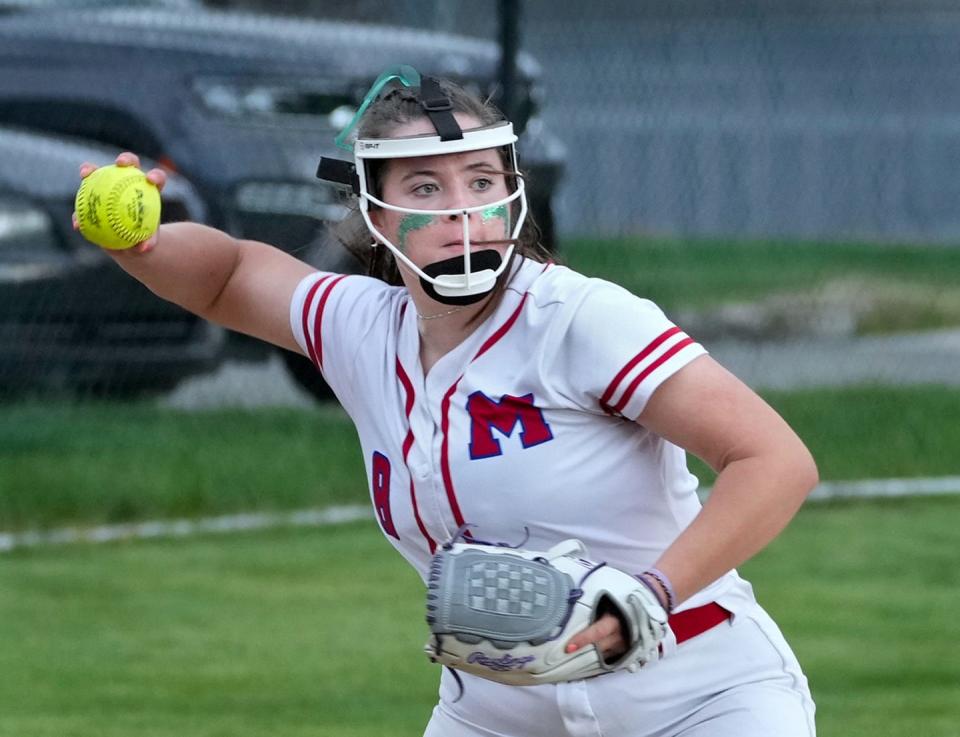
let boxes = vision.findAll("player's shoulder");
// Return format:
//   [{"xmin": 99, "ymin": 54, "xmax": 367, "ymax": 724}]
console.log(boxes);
[
  {"xmin": 522, "ymin": 261, "xmax": 663, "ymax": 318},
  {"xmin": 292, "ymin": 270, "xmax": 408, "ymax": 348},
  {"xmin": 296, "ymin": 270, "xmax": 405, "ymax": 311},
  {"xmin": 296, "ymin": 269, "xmax": 398, "ymax": 295},
  {"xmin": 516, "ymin": 261, "xmax": 591, "ymax": 308}
]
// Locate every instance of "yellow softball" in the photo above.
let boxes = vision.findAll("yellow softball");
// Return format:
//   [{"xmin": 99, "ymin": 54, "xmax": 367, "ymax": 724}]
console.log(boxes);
[{"xmin": 75, "ymin": 164, "xmax": 161, "ymax": 250}]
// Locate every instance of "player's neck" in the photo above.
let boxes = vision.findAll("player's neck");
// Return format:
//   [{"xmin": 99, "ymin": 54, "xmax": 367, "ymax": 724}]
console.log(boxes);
[
  {"xmin": 417, "ymin": 303, "xmax": 479, "ymax": 346},
  {"xmin": 414, "ymin": 295, "xmax": 490, "ymax": 373}
]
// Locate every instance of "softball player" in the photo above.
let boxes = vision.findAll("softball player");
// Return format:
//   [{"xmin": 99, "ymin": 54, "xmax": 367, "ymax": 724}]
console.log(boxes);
[{"xmin": 76, "ymin": 67, "xmax": 818, "ymax": 737}]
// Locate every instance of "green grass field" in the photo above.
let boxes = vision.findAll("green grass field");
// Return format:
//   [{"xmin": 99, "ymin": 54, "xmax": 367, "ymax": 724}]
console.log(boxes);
[
  {"xmin": 2, "ymin": 384, "xmax": 959, "ymax": 531},
  {"xmin": 2, "ymin": 237, "xmax": 959, "ymax": 734},
  {"xmin": 4, "ymin": 234, "xmax": 959, "ymax": 531},
  {"xmin": 562, "ymin": 236, "xmax": 960, "ymax": 332},
  {"xmin": 1, "ymin": 495, "xmax": 957, "ymax": 737}
]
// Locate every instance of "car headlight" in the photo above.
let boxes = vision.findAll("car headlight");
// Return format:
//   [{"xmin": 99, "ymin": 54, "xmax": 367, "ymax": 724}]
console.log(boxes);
[
  {"xmin": 0, "ymin": 195, "xmax": 72, "ymax": 282},
  {"xmin": 193, "ymin": 77, "xmax": 356, "ymax": 124}
]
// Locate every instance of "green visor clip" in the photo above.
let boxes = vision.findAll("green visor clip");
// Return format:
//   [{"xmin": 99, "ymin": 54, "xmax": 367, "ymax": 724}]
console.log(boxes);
[
  {"xmin": 334, "ymin": 64, "xmax": 421, "ymax": 153},
  {"xmin": 317, "ymin": 65, "xmax": 421, "ymax": 192}
]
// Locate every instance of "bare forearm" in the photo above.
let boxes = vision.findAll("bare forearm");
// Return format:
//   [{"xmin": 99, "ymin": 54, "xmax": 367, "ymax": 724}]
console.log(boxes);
[
  {"xmin": 75, "ymin": 155, "xmax": 314, "ymax": 352},
  {"xmin": 106, "ymin": 222, "xmax": 241, "ymax": 320},
  {"xmin": 653, "ymin": 449, "xmax": 818, "ymax": 606}
]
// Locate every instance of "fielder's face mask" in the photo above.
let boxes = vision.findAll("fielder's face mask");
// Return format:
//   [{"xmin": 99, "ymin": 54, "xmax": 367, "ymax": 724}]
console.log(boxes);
[{"xmin": 317, "ymin": 65, "xmax": 528, "ymax": 305}]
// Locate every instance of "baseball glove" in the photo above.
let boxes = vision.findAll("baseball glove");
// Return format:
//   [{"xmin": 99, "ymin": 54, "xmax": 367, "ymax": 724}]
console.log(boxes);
[{"xmin": 424, "ymin": 536, "xmax": 668, "ymax": 686}]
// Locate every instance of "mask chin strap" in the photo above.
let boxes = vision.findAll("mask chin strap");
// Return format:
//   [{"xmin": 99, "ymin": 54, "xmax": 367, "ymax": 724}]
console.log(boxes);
[{"xmin": 420, "ymin": 250, "xmax": 504, "ymax": 305}]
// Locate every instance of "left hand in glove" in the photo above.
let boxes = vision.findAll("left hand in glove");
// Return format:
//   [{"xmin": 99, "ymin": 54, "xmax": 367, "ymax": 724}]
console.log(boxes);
[{"xmin": 424, "ymin": 538, "xmax": 668, "ymax": 686}]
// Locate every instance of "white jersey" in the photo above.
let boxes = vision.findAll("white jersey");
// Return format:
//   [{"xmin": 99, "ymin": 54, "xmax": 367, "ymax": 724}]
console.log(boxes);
[{"xmin": 290, "ymin": 258, "xmax": 755, "ymax": 615}]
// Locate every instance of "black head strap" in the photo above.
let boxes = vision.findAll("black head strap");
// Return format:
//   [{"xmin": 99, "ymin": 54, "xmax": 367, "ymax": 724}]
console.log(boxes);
[
  {"xmin": 419, "ymin": 76, "xmax": 463, "ymax": 142},
  {"xmin": 316, "ymin": 157, "xmax": 360, "ymax": 195}
]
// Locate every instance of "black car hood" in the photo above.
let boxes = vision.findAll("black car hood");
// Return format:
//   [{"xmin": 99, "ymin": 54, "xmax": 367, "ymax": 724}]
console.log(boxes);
[{"xmin": 0, "ymin": 125, "xmax": 196, "ymax": 204}]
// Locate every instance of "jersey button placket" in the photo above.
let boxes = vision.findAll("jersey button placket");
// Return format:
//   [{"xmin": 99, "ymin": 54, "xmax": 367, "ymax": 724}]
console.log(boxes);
[
  {"xmin": 413, "ymin": 464, "xmax": 430, "ymax": 482},
  {"xmin": 408, "ymin": 403, "xmax": 454, "ymax": 543}
]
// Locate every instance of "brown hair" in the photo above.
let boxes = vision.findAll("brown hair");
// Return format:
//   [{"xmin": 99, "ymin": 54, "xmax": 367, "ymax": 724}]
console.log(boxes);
[{"xmin": 332, "ymin": 77, "xmax": 550, "ymax": 305}]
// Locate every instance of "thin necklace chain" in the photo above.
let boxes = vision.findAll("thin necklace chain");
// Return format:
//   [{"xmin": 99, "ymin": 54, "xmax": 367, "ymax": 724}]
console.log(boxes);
[{"xmin": 416, "ymin": 305, "xmax": 467, "ymax": 321}]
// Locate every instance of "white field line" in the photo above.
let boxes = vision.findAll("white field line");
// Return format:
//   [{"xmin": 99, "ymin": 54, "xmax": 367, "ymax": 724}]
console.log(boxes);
[
  {"xmin": 699, "ymin": 475, "xmax": 960, "ymax": 502},
  {"xmin": 808, "ymin": 476, "xmax": 960, "ymax": 500},
  {"xmin": 3, "ymin": 477, "xmax": 960, "ymax": 554},
  {"xmin": 0, "ymin": 504, "xmax": 370, "ymax": 554}
]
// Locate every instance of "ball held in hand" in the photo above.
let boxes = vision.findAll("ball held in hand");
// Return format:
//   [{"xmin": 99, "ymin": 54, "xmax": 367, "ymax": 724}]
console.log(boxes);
[{"xmin": 75, "ymin": 164, "xmax": 161, "ymax": 250}]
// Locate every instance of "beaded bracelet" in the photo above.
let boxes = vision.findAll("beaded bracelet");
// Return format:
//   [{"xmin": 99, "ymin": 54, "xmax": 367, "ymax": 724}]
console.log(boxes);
[
  {"xmin": 641, "ymin": 567, "xmax": 676, "ymax": 614},
  {"xmin": 636, "ymin": 575, "xmax": 669, "ymax": 613}
]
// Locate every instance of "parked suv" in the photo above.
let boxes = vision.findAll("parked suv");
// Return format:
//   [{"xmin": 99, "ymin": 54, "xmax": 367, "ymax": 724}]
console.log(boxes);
[
  {"xmin": 0, "ymin": 1, "xmax": 565, "ymax": 399},
  {"xmin": 0, "ymin": 126, "xmax": 223, "ymax": 395}
]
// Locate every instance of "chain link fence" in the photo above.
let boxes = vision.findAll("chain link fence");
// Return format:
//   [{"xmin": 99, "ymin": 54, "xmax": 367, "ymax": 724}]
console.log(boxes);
[
  {"xmin": 217, "ymin": 0, "xmax": 960, "ymax": 243},
  {"xmin": 1, "ymin": 15, "xmax": 958, "ymax": 737},
  {"xmin": 1, "ymin": 2, "xmax": 959, "ymax": 426},
  {"xmin": 0, "ymin": 0, "xmax": 960, "ymax": 402}
]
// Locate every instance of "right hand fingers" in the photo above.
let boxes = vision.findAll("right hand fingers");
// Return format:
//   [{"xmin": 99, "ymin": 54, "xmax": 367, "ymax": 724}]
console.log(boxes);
[
  {"xmin": 135, "ymin": 233, "xmax": 158, "ymax": 254},
  {"xmin": 79, "ymin": 151, "xmax": 140, "ymax": 179},
  {"xmin": 79, "ymin": 153, "xmax": 166, "ymax": 190},
  {"xmin": 145, "ymin": 167, "xmax": 167, "ymax": 192},
  {"xmin": 118, "ymin": 152, "xmax": 167, "ymax": 192},
  {"xmin": 116, "ymin": 151, "xmax": 141, "ymax": 169}
]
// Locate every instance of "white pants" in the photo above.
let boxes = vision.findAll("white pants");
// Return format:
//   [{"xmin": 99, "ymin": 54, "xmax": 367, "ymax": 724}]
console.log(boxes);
[{"xmin": 423, "ymin": 603, "xmax": 815, "ymax": 737}]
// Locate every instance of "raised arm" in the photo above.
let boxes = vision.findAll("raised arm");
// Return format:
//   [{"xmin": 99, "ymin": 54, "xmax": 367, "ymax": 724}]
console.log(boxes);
[{"xmin": 75, "ymin": 154, "xmax": 316, "ymax": 354}]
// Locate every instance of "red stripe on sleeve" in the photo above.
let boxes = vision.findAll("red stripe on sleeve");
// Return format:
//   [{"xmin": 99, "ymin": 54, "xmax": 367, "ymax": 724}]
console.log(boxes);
[
  {"xmin": 300, "ymin": 275, "xmax": 333, "ymax": 368},
  {"xmin": 599, "ymin": 326, "xmax": 682, "ymax": 408},
  {"xmin": 612, "ymin": 337, "xmax": 696, "ymax": 414},
  {"xmin": 312, "ymin": 275, "xmax": 348, "ymax": 371}
]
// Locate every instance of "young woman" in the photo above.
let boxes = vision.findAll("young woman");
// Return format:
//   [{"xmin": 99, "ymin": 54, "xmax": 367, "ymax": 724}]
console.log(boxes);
[{"xmin": 76, "ymin": 67, "xmax": 818, "ymax": 737}]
